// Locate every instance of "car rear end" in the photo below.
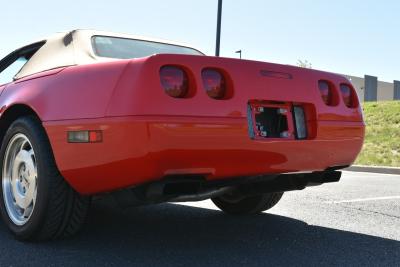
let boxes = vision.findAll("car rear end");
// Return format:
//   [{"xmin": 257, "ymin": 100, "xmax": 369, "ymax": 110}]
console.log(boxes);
[{"xmin": 45, "ymin": 53, "xmax": 364, "ymax": 194}]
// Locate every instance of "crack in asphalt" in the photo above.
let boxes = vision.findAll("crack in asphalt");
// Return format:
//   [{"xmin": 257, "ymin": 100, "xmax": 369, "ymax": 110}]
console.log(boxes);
[{"xmin": 338, "ymin": 203, "xmax": 400, "ymax": 220}]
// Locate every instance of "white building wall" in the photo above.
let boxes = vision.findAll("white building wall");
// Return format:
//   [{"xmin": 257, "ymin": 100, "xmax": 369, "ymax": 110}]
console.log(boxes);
[{"xmin": 345, "ymin": 75, "xmax": 395, "ymax": 102}]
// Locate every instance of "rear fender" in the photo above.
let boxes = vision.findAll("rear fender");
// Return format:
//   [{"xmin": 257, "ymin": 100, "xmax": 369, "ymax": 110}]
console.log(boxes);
[{"xmin": 0, "ymin": 61, "xmax": 131, "ymax": 121}]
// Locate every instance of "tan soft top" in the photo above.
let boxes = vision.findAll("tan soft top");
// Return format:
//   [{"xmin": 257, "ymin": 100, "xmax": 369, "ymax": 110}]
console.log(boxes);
[{"xmin": 15, "ymin": 29, "xmax": 203, "ymax": 79}]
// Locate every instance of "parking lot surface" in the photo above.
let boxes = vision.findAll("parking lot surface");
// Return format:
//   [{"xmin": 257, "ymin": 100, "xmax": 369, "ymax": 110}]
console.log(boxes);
[{"xmin": 0, "ymin": 171, "xmax": 399, "ymax": 266}]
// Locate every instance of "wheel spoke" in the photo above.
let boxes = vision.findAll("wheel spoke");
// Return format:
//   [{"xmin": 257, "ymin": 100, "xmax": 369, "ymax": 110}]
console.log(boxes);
[
  {"xmin": 32, "ymin": 188, "xmax": 37, "ymax": 206},
  {"xmin": 11, "ymin": 177, "xmax": 25, "ymax": 208},
  {"xmin": 23, "ymin": 205, "xmax": 33, "ymax": 218},
  {"xmin": 28, "ymin": 148, "xmax": 35, "ymax": 162},
  {"xmin": 25, "ymin": 187, "xmax": 35, "ymax": 206},
  {"xmin": 20, "ymin": 140, "xmax": 29, "ymax": 152}
]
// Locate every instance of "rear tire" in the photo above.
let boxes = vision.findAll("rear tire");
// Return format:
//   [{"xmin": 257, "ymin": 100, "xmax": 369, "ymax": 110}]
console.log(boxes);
[
  {"xmin": 0, "ymin": 116, "xmax": 90, "ymax": 241},
  {"xmin": 212, "ymin": 191, "xmax": 283, "ymax": 215}
]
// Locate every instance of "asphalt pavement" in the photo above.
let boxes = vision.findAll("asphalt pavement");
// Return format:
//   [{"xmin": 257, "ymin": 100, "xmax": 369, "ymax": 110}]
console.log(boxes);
[{"xmin": 0, "ymin": 171, "xmax": 399, "ymax": 266}]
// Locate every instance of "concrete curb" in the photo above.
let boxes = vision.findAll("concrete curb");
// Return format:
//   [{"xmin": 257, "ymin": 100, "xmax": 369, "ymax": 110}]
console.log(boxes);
[{"xmin": 345, "ymin": 165, "xmax": 400, "ymax": 175}]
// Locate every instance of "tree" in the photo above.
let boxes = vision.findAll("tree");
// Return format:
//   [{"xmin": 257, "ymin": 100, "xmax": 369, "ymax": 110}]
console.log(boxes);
[{"xmin": 296, "ymin": 59, "xmax": 312, "ymax": 69}]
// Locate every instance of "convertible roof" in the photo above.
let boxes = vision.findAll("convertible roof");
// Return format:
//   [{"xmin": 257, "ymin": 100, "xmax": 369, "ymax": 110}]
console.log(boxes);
[{"xmin": 13, "ymin": 29, "xmax": 203, "ymax": 80}]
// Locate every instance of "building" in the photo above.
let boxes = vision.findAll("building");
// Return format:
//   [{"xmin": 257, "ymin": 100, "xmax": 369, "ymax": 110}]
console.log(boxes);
[{"xmin": 344, "ymin": 75, "xmax": 400, "ymax": 102}]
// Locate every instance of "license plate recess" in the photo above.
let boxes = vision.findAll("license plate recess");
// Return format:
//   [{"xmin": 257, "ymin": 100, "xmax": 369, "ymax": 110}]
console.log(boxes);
[{"xmin": 248, "ymin": 101, "xmax": 295, "ymax": 140}]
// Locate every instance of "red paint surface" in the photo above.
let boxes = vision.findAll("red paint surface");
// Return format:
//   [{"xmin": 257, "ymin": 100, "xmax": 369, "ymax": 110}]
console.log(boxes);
[{"xmin": 0, "ymin": 54, "xmax": 365, "ymax": 194}]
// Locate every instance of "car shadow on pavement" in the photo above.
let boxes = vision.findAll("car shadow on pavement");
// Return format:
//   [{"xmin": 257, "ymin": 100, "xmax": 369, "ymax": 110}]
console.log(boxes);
[{"xmin": 0, "ymin": 199, "xmax": 399, "ymax": 266}]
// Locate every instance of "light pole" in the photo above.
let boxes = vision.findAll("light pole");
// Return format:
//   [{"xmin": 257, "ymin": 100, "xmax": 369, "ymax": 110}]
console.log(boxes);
[
  {"xmin": 215, "ymin": 0, "xmax": 223, "ymax": 56},
  {"xmin": 235, "ymin": 50, "xmax": 242, "ymax": 59}
]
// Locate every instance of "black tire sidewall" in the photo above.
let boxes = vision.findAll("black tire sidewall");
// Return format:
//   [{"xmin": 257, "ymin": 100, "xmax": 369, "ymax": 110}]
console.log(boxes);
[
  {"xmin": 212, "ymin": 194, "xmax": 264, "ymax": 214},
  {"xmin": 212, "ymin": 192, "xmax": 284, "ymax": 215},
  {"xmin": 0, "ymin": 117, "xmax": 52, "ymax": 240}
]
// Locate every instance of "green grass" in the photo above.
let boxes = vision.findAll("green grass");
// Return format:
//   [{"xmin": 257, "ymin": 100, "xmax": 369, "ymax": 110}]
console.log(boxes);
[{"xmin": 354, "ymin": 101, "xmax": 400, "ymax": 167}]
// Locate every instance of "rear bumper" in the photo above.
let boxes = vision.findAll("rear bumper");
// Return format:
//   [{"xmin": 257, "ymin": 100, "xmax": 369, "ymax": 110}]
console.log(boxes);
[{"xmin": 44, "ymin": 116, "xmax": 364, "ymax": 194}]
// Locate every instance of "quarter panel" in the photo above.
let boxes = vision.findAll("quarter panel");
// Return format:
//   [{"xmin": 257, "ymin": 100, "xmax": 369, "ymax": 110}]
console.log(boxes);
[{"xmin": 0, "ymin": 61, "xmax": 130, "ymax": 121}]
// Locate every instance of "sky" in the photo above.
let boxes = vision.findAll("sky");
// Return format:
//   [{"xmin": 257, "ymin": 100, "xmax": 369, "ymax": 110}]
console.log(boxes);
[{"xmin": 1, "ymin": 0, "xmax": 399, "ymax": 82}]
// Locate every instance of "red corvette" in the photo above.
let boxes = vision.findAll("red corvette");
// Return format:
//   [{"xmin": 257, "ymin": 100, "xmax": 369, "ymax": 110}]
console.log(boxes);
[{"xmin": 0, "ymin": 30, "xmax": 364, "ymax": 241}]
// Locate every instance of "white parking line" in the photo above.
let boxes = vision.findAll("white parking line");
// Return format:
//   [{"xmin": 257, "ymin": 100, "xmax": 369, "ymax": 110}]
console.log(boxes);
[
  {"xmin": 327, "ymin": 196, "xmax": 400, "ymax": 204},
  {"xmin": 173, "ymin": 200, "xmax": 218, "ymax": 210}
]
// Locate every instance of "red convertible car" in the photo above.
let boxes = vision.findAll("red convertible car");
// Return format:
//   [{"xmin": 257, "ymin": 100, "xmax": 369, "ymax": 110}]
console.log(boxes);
[{"xmin": 0, "ymin": 30, "xmax": 364, "ymax": 241}]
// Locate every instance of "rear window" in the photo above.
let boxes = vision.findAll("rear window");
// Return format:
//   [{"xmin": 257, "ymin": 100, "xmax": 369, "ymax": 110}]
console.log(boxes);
[{"xmin": 92, "ymin": 36, "xmax": 204, "ymax": 59}]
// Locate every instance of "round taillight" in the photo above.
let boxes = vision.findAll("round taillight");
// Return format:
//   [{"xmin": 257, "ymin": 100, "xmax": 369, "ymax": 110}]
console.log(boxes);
[
  {"xmin": 202, "ymin": 69, "xmax": 226, "ymax": 99},
  {"xmin": 160, "ymin": 66, "xmax": 189, "ymax": 98},
  {"xmin": 340, "ymin": 84, "xmax": 355, "ymax": 108},
  {"xmin": 318, "ymin": 80, "xmax": 333, "ymax": 106}
]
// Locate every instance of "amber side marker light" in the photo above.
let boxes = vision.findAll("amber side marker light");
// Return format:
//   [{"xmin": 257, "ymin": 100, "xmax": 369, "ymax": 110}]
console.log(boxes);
[
  {"xmin": 160, "ymin": 65, "xmax": 189, "ymax": 98},
  {"xmin": 202, "ymin": 68, "xmax": 226, "ymax": 99},
  {"xmin": 68, "ymin": 130, "xmax": 103, "ymax": 143}
]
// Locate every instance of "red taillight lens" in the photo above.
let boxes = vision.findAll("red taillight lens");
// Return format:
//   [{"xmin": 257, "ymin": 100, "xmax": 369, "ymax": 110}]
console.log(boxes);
[
  {"xmin": 340, "ymin": 84, "xmax": 355, "ymax": 107},
  {"xmin": 202, "ymin": 69, "xmax": 226, "ymax": 99},
  {"xmin": 318, "ymin": 80, "xmax": 333, "ymax": 105},
  {"xmin": 160, "ymin": 66, "xmax": 188, "ymax": 98}
]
